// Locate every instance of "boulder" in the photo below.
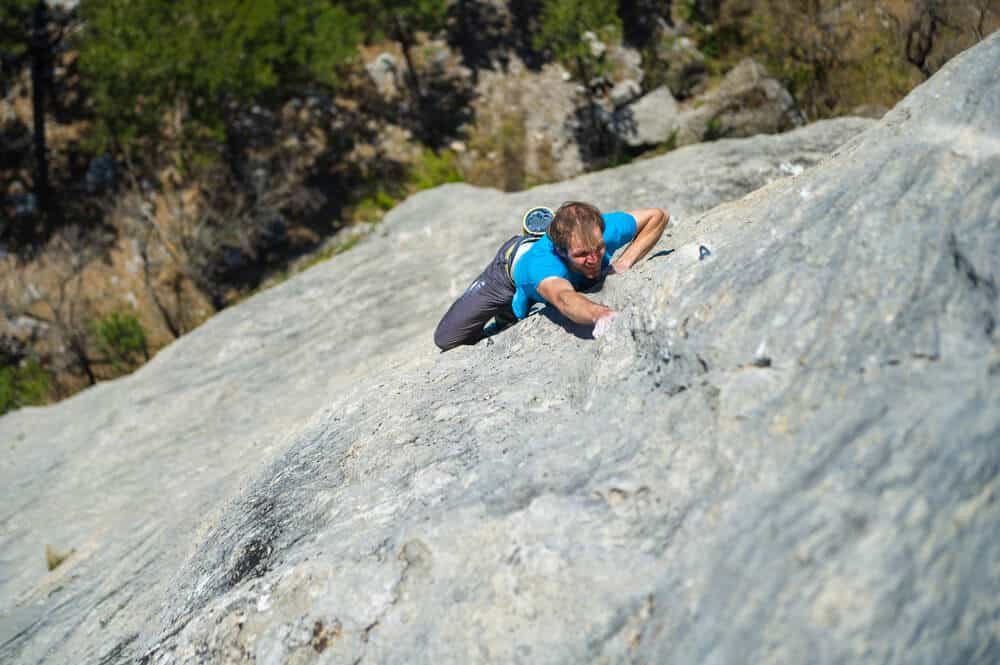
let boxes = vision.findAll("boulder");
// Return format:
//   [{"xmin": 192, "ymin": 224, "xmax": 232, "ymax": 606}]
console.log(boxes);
[
  {"xmin": 674, "ymin": 58, "xmax": 806, "ymax": 145},
  {"xmin": 612, "ymin": 59, "xmax": 806, "ymax": 149},
  {"xmin": 605, "ymin": 38, "xmax": 644, "ymax": 89},
  {"xmin": 3, "ymin": 31, "xmax": 998, "ymax": 665},
  {"xmin": 609, "ymin": 85, "xmax": 681, "ymax": 147},
  {"xmin": 83, "ymin": 155, "xmax": 117, "ymax": 194},
  {"xmin": 609, "ymin": 78, "xmax": 643, "ymax": 107},
  {"xmin": 658, "ymin": 35, "xmax": 708, "ymax": 99},
  {"xmin": 582, "ymin": 30, "xmax": 607, "ymax": 59},
  {"xmin": 366, "ymin": 52, "xmax": 401, "ymax": 98}
]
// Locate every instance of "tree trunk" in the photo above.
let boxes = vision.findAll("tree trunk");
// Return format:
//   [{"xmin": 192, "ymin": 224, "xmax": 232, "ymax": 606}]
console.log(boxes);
[
  {"xmin": 139, "ymin": 228, "xmax": 183, "ymax": 339},
  {"xmin": 575, "ymin": 54, "xmax": 609, "ymax": 159},
  {"xmin": 393, "ymin": 17, "xmax": 431, "ymax": 141},
  {"xmin": 29, "ymin": 1, "xmax": 53, "ymax": 222},
  {"xmin": 69, "ymin": 333, "xmax": 97, "ymax": 385}
]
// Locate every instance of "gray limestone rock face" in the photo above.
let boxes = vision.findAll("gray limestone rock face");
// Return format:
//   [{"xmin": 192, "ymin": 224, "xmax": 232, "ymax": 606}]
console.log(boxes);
[
  {"xmin": 3, "ymin": 32, "xmax": 999, "ymax": 665},
  {"xmin": 0, "ymin": 115, "xmax": 872, "ymax": 664}
]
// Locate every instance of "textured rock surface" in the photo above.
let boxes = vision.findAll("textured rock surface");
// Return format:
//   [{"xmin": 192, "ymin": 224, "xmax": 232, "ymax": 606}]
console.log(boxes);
[
  {"xmin": 657, "ymin": 35, "xmax": 707, "ymax": 99},
  {"xmin": 613, "ymin": 59, "xmax": 805, "ymax": 149},
  {"xmin": 3, "ymin": 33, "xmax": 999, "ymax": 665},
  {"xmin": 462, "ymin": 57, "xmax": 586, "ymax": 183},
  {"xmin": 609, "ymin": 86, "xmax": 680, "ymax": 147},
  {"xmin": 674, "ymin": 58, "xmax": 805, "ymax": 143}
]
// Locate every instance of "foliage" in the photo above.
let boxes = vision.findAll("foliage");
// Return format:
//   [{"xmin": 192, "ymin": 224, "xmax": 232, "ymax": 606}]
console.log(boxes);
[
  {"xmin": 253, "ymin": 146, "xmax": 460, "ymax": 296},
  {"xmin": 351, "ymin": 187, "xmax": 399, "ymax": 224},
  {"xmin": 0, "ymin": 357, "xmax": 50, "ymax": 415},
  {"xmin": 335, "ymin": 147, "xmax": 459, "ymax": 226},
  {"xmin": 534, "ymin": 0, "xmax": 622, "ymax": 83},
  {"xmin": 0, "ymin": 0, "xmax": 35, "ymax": 60},
  {"xmin": 92, "ymin": 310, "xmax": 147, "ymax": 372},
  {"xmin": 347, "ymin": 149, "xmax": 462, "ymax": 226},
  {"xmin": 463, "ymin": 107, "xmax": 527, "ymax": 192},
  {"xmin": 704, "ymin": 117, "xmax": 724, "ymax": 141},
  {"xmin": 826, "ymin": 31, "xmax": 917, "ymax": 113},
  {"xmin": 341, "ymin": 0, "xmax": 457, "ymax": 147},
  {"xmin": 77, "ymin": 0, "xmax": 360, "ymax": 158},
  {"xmin": 342, "ymin": 0, "xmax": 448, "ymax": 43},
  {"xmin": 407, "ymin": 149, "xmax": 462, "ymax": 192},
  {"xmin": 682, "ymin": 0, "xmax": 722, "ymax": 26},
  {"xmin": 617, "ymin": 0, "xmax": 670, "ymax": 47},
  {"xmin": 716, "ymin": 0, "xmax": 929, "ymax": 119}
]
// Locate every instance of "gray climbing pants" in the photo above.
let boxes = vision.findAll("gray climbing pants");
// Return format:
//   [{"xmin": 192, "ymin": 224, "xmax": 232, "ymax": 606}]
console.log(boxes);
[{"xmin": 434, "ymin": 235, "xmax": 522, "ymax": 351}]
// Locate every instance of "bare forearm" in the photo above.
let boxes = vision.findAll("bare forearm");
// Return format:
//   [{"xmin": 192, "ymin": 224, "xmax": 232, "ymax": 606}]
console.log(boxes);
[
  {"xmin": 616, "ymin": 208, "xmax": 669, "ymax": 270},
  {"xmin": 555, "ymin": 290, "xmax": 613, "ymax": 325}
]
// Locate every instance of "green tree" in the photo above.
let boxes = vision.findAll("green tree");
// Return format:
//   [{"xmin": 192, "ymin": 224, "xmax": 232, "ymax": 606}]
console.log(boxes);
[
  {"xmin": 534, "ymin": 0, "xmax": 621, "ymax": 85},
  {"xmin": 618, "ymin": 0, "xmax": 672, "ymax": 47},
  {"xmin": 1, "ymin": 0, "xmax": 68, "ymax": 225},
  {"xmin": 78, "ymin": 0, "xmax": 360, "ymax": 161},
  {"xmin": 0, "ymin": 0, "xmax": 35, "ymax": 68},
  {"xmin": 341, "ymin": 0, "xmax": 449, "ymax": 143}
]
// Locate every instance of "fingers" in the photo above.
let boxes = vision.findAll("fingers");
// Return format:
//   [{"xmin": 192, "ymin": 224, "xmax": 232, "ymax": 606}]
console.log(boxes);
[{"xmin": 593, "ymin": 311, "xmax": 619, "ymax": 338}]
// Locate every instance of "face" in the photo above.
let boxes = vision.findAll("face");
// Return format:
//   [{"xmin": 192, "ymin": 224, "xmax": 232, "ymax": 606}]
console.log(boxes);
[{"xmin": 561, "ymin": 226, "xmax": 605, "ymax": 280}]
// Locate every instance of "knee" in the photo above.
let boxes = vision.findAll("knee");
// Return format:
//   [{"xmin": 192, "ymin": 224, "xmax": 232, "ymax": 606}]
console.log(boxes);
[
  {"xmin": 434, "ymin": 332, "xmax": 455, "ymax": 352},
  {"xmin": 434, "ymin": 321, "xmax": 463, "ymax": 352}
]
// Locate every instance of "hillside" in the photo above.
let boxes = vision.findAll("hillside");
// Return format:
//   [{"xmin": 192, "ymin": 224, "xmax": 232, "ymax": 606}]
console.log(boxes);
[
  {"xmin": 1, "ymin": 32, "xmax": 997, "ymax": 665},
  {"xmin": 3, "ymin": 2, "xmax": 996, "ymax": 407}
]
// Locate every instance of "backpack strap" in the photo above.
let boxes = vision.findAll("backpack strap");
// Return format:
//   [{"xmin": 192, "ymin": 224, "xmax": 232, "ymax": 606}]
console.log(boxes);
[{"xmin": 504, "ymin": 235, "xmax": 541, "ymax": 284}]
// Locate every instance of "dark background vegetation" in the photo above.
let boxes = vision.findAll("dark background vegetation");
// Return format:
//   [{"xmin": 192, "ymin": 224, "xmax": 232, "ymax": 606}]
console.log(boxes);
[{"xmin": 1, "ymin": 0, "xmax": 996, "ymax": 413}]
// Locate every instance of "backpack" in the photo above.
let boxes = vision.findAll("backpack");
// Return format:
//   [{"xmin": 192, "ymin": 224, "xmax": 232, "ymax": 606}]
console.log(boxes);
[
  {"xmin": 521, "ymin": 206, "xmax": 554, "ymax": 237},
  {"xmin": 503, "ymin": 206, "xmax": 554, "ymax": 282}
]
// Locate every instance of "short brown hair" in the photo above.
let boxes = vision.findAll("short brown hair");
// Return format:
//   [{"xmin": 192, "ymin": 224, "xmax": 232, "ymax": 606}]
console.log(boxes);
[{"xmin": 547, "ymin": 201, "xmax": 605, "ymax": 252}]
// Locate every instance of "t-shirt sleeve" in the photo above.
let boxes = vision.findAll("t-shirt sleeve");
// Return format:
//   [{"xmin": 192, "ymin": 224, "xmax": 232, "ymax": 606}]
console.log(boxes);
[
  {"xmin": 513, "ymin": 240, "xmax": 569, "ymax": 310},
  {"xmin": 602, "ymin": 211, "xmax": 638, "ymax": 254},
  {"xmin": 524, "ymin": 251, "xmax": 568, "ymax": 298}
]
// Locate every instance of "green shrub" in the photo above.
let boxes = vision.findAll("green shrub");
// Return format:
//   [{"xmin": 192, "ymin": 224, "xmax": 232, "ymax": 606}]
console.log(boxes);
[
  {"xmin": 407, "ymin": 149, "xmax": 462, "ymax": 192},
  {"xmin": 93, "ymin": 310, "xmax": 148, "ymax": 372},
  {"xmin": 534, "ymin": 0, "xmax": 622, "ymax": 83},
  {"xmin": 464, "ymin": 107, "xmax": 529, "ymax": 191},
  {"xmin": 0, "ymin": 358, "xmax": 50, "ymax": 416},
  {"xmin": 704, "ymin": 117, "xmax": 724, "ymax": 141},
  {"xmin": 497, "ymin": 113, "xmax": 528, "ymax": 191},
  {"xmin": 352, "ymin": 187, "xmax": 399, "ymax": 224}
]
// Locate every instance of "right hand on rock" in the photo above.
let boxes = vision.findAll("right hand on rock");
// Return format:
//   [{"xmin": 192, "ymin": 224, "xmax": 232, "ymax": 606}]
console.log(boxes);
[{"xmin": 593, "ymin": 311, "xmax": 619, "ymax": 339}]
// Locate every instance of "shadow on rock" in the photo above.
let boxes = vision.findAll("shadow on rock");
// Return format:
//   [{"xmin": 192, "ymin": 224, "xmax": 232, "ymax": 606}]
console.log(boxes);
[{"xmin": 540, "ymin": 306, "xmax": 595, "ymax": 340}]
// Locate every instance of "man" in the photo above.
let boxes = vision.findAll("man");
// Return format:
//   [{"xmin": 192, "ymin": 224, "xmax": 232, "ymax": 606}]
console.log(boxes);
[{"xmin": 434, "ymin": 201, "xmax": 669, "ymax": 351}]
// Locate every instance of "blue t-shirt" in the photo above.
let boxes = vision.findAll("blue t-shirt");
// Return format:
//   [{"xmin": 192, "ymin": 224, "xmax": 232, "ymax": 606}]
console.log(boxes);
[{"xmin": 511, "ymin": 211, "xmax": 637, "ymax": 319}]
